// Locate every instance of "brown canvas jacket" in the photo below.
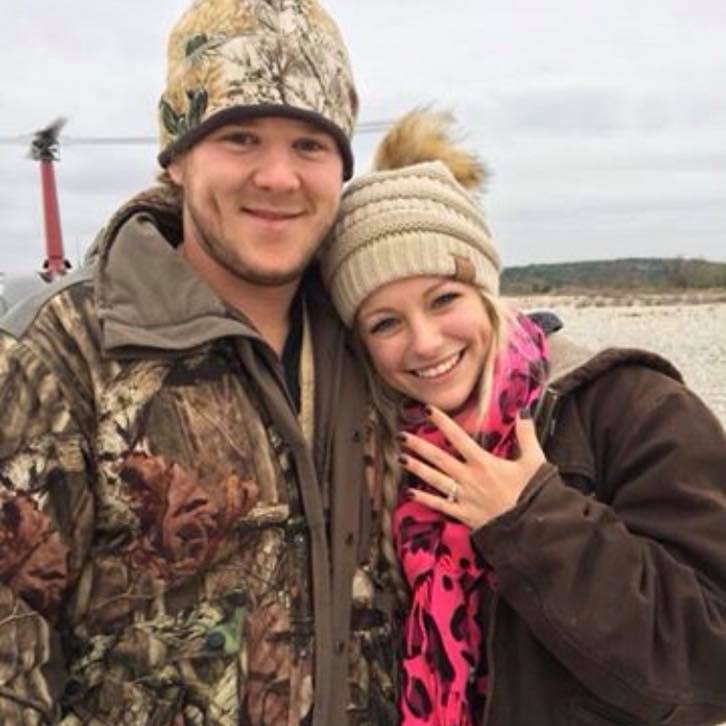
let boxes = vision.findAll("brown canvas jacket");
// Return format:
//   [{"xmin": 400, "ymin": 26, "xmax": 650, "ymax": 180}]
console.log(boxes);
[
  {"xmin": 472, "ymin": 333, "xmax": 726, "ymax": 725},
  {"xmin": 0, "ymin": 188, "xmax": 396, "ymax": 726}
]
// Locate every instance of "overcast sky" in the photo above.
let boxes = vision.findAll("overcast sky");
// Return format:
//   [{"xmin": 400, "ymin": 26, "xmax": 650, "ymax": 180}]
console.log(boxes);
[{"xmin": 1, "ymin": 0, "xmax": 724, "ymax": 275}]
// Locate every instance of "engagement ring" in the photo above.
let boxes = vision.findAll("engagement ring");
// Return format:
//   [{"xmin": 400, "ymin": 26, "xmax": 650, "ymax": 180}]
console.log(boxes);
[{"xmin": 446, "ymin": 480, "xmax": 459, "ymax": 503}]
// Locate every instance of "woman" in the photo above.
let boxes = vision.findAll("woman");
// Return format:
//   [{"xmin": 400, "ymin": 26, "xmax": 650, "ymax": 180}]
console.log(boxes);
[{"xmin": 321, "ymin": 110, "xmax": 726, "ymax": 725}]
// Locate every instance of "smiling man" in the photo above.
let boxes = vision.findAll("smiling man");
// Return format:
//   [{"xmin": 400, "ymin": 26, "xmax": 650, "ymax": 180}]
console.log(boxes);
[
  {"xmin": 169, "ymin": 116, "xmax": 345, "ymax": 351},
  {"xmin": 0, "ymin": 2, "xmax": 398, "ymax": 725}
]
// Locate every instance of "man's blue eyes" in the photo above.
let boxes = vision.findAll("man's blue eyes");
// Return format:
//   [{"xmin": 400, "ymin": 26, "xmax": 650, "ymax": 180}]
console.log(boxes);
[
  {"xmin": 218, "ymin": 135, "xmax": 326, "ymax": 151},
  {"xmin": 220, "ymin": 133, "xmax": 256, "ymax": 145},
  {"xmin": 294, "ymin": 139, "xmax": 325, "ymax": 152}
]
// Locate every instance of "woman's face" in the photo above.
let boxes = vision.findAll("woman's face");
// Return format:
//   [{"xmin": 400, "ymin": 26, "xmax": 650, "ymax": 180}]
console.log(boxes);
[{"xmin": 357, "ymin": 275, "xmax": 493, "ymax": 412}]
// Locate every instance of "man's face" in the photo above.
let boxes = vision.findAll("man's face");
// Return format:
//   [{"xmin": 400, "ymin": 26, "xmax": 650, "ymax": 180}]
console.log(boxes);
[{"xmin": 168, "ymin": 116, "xmax": 344, "ymax": 287}]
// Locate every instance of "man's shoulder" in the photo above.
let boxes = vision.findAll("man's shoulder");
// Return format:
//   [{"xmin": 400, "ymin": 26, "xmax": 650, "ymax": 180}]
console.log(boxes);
[{"xmin": 0, "ymin": 265, "xmax": 96, "ymax": 341}]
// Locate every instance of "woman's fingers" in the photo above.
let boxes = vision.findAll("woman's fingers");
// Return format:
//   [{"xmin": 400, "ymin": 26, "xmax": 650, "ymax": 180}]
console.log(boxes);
[
  {"xmin": 399, "ymin": 452, "xmax": 460, "ymax": 498},
  {"xmin": 399, "ymin": 430, "xmax": 468, "ymax": 480},
  {"xmin": 421, "ymin": 405, "xmax": 491, "ymax": 464},
  {"xmin": 398, "ymin": 407, "xmax": 547, "ymax": 529},
  {"xmin": 407, "ymin": 487, "xmax": 459, "ymax": 517}
]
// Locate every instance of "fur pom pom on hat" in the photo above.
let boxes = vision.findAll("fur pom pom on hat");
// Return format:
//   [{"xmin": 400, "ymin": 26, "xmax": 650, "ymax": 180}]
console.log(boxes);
[
  {"xmin": 320, "ymin": 109, "xmax": 501, "ymax": 326},
  {"xmin": 157, "ymin": 0, "xmax": 358, "ymax": 179}
]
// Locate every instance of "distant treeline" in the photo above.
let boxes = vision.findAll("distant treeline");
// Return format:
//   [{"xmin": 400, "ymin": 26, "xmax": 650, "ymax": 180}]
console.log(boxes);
[{"xmin": 501, "ymin": 257, "xmax": 726, "ymax": 295}]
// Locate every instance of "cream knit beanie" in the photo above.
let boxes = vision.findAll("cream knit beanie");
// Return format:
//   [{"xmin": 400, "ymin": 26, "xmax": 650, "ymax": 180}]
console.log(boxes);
[{"xmin": 320, "ymin": 110, "xmax": 500, "ymax": 326}]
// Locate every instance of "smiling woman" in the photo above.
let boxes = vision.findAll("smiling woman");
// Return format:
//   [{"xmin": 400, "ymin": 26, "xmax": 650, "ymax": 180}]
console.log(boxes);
[
  {"xmin": 357, "ymin": 276, "xmax": 495, "ymax": 413},
  {"xmin": 320, "ymin": 108, "xmax": 726, "ymax": 726}
]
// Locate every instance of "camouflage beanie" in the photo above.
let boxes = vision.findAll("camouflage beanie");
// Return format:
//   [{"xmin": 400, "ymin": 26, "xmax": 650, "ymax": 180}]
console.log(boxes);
[{"xmin": 157, "ymin": 0, "xmax": 358, "ymax": 179}]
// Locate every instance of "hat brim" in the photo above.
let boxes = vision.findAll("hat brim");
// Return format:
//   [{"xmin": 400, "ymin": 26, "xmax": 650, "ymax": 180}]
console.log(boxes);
[{"xmin": 157, "ymin": 104, "xmax": 354, "ymax": 180}]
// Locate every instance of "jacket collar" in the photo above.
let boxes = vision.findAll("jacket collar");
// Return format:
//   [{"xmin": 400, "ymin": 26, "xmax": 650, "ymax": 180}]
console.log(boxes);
[
  {"xmin": 538, "ymin": 331, "xmax": 683, "ymax": 480},
  {"xmin": 93, "ymin": 185, "xmax": 263, "ymax": 355},
  {"xmin": 90, "ymin": 185, "xmax": 355, "ymax": 404},
  {"xmin": 91, "ymin": 184, "xmax": 360, "ymax": 487},
  {"xmin": 547, "ymin": 332, "xmax": 683, "ymax": 395}
]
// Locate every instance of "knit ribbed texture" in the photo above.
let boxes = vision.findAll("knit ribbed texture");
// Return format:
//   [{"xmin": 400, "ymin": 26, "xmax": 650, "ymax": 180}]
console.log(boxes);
[
  {"xmin": 157, "ymin": 0, "xmax": 358, "ymax": 178},
  {"xmin": 321, "ymin": 161, "xmax": 501, "ymax": 326}
]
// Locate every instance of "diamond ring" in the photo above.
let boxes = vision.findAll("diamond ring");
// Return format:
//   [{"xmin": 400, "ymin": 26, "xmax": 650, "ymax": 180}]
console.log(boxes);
[{"xmin": 446, "ymin": 480, "xmax": 459, "ymax": 503}]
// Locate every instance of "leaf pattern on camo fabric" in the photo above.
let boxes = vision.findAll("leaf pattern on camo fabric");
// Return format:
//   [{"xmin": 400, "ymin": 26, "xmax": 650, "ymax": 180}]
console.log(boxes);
[
  {"xmin": 119, "ymin": 452, "xmax": 259, "ymax": 582},
  {"xmin": 0, "ymin": 491, "xmax": 69, "ymax": 621},
  {"xmin": 0, "ymin": 233, "xmax": 399, "ymax": 723}
]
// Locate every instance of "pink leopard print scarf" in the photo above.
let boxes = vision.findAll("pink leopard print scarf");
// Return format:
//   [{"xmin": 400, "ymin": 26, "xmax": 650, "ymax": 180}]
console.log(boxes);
[{"xmin": 394, "ymin": 314, "xmax": 549, "ymax": 725}]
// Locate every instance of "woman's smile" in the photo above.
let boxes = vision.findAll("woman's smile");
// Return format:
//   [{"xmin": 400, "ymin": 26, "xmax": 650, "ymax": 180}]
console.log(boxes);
[{"xmin": 409, "ymin": 350, "xmax": 465, "ymax": 379}]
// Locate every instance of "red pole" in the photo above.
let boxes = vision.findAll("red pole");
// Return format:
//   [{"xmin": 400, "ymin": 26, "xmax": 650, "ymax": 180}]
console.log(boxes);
[{"xmin": 39, "ymin": 158, "xmax": 67, "ymax": 280}]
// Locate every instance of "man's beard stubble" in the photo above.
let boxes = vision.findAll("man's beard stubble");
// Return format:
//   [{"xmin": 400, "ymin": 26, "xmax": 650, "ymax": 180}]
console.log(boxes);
[{"xmin": 187, "ymin": 200, "xmax": 318, "ymax": 288}]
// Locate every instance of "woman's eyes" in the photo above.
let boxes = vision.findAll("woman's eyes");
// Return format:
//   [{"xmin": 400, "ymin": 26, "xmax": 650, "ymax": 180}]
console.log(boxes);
[
  {"xmin": 431, "ymin": 291, "xmax": 460, "ymax": 308},
  {"xmin": 366, "ymin": 293, "xmax": 460, "ymax": 334},
  {"xmin": 368, "ymin": 317, "xmax": 399, "ymax": 335}
]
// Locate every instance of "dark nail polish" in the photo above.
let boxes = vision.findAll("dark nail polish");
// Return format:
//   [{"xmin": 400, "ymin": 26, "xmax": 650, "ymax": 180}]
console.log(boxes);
[
  {"xmin": 398, "ymin": 455, "xmax": 409, "ymax": 466},
  {"xmin": 424, "ymin": 406, "xmax": 433, "ymax": 417},
  {"xmin": 396, "ymin": 432, "xmax": 407, "ymax": 444},
  {"xmin": 519, "ymin": 407, "xmax": 532, "ymax": 420}
]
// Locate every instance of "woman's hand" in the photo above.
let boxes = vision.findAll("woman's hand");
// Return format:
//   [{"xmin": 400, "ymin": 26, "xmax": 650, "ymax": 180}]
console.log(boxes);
[{"xmin": 399, "ymin": 406, "xmax": 546, "ymax": 530}]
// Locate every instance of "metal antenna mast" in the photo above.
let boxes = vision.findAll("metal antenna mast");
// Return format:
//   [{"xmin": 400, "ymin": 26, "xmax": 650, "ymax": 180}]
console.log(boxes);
[{"xmin": 29, "ymin": 117, "xmax": 71, "ymax": 281}]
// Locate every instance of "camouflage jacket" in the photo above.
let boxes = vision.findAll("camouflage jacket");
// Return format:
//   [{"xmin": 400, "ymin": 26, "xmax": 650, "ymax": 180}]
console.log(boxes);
[{"xmin": 0, "ymin": 189, "xmax": 398, "ymax": 726}]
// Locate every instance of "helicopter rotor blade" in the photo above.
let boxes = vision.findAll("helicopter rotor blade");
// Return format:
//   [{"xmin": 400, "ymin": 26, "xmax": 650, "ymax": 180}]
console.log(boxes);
[
  {"xmin": 29, "ymin": 116, "xmax": 69, "ymax": 160},
  {"xmin": 37, "ymin": 116, "xmax": 68, "ymax": 140}
]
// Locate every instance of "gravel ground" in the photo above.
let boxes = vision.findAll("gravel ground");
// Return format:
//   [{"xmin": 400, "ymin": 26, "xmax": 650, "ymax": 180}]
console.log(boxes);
[{"xmin": 510, "ymin": 296, "xmax": 726, "ymax": 427}]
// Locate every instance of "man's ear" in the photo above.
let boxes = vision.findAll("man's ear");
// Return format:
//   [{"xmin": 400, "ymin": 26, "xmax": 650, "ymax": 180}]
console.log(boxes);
[{"xmin": 167, "ymin": 158, "xmax": 184, "ymax": 186}]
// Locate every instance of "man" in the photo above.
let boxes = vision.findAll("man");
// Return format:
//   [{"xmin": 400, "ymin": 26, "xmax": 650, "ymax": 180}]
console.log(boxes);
[{"xmin": 0, "ymin": 1, "xmax": 397, "ymax": 724}]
